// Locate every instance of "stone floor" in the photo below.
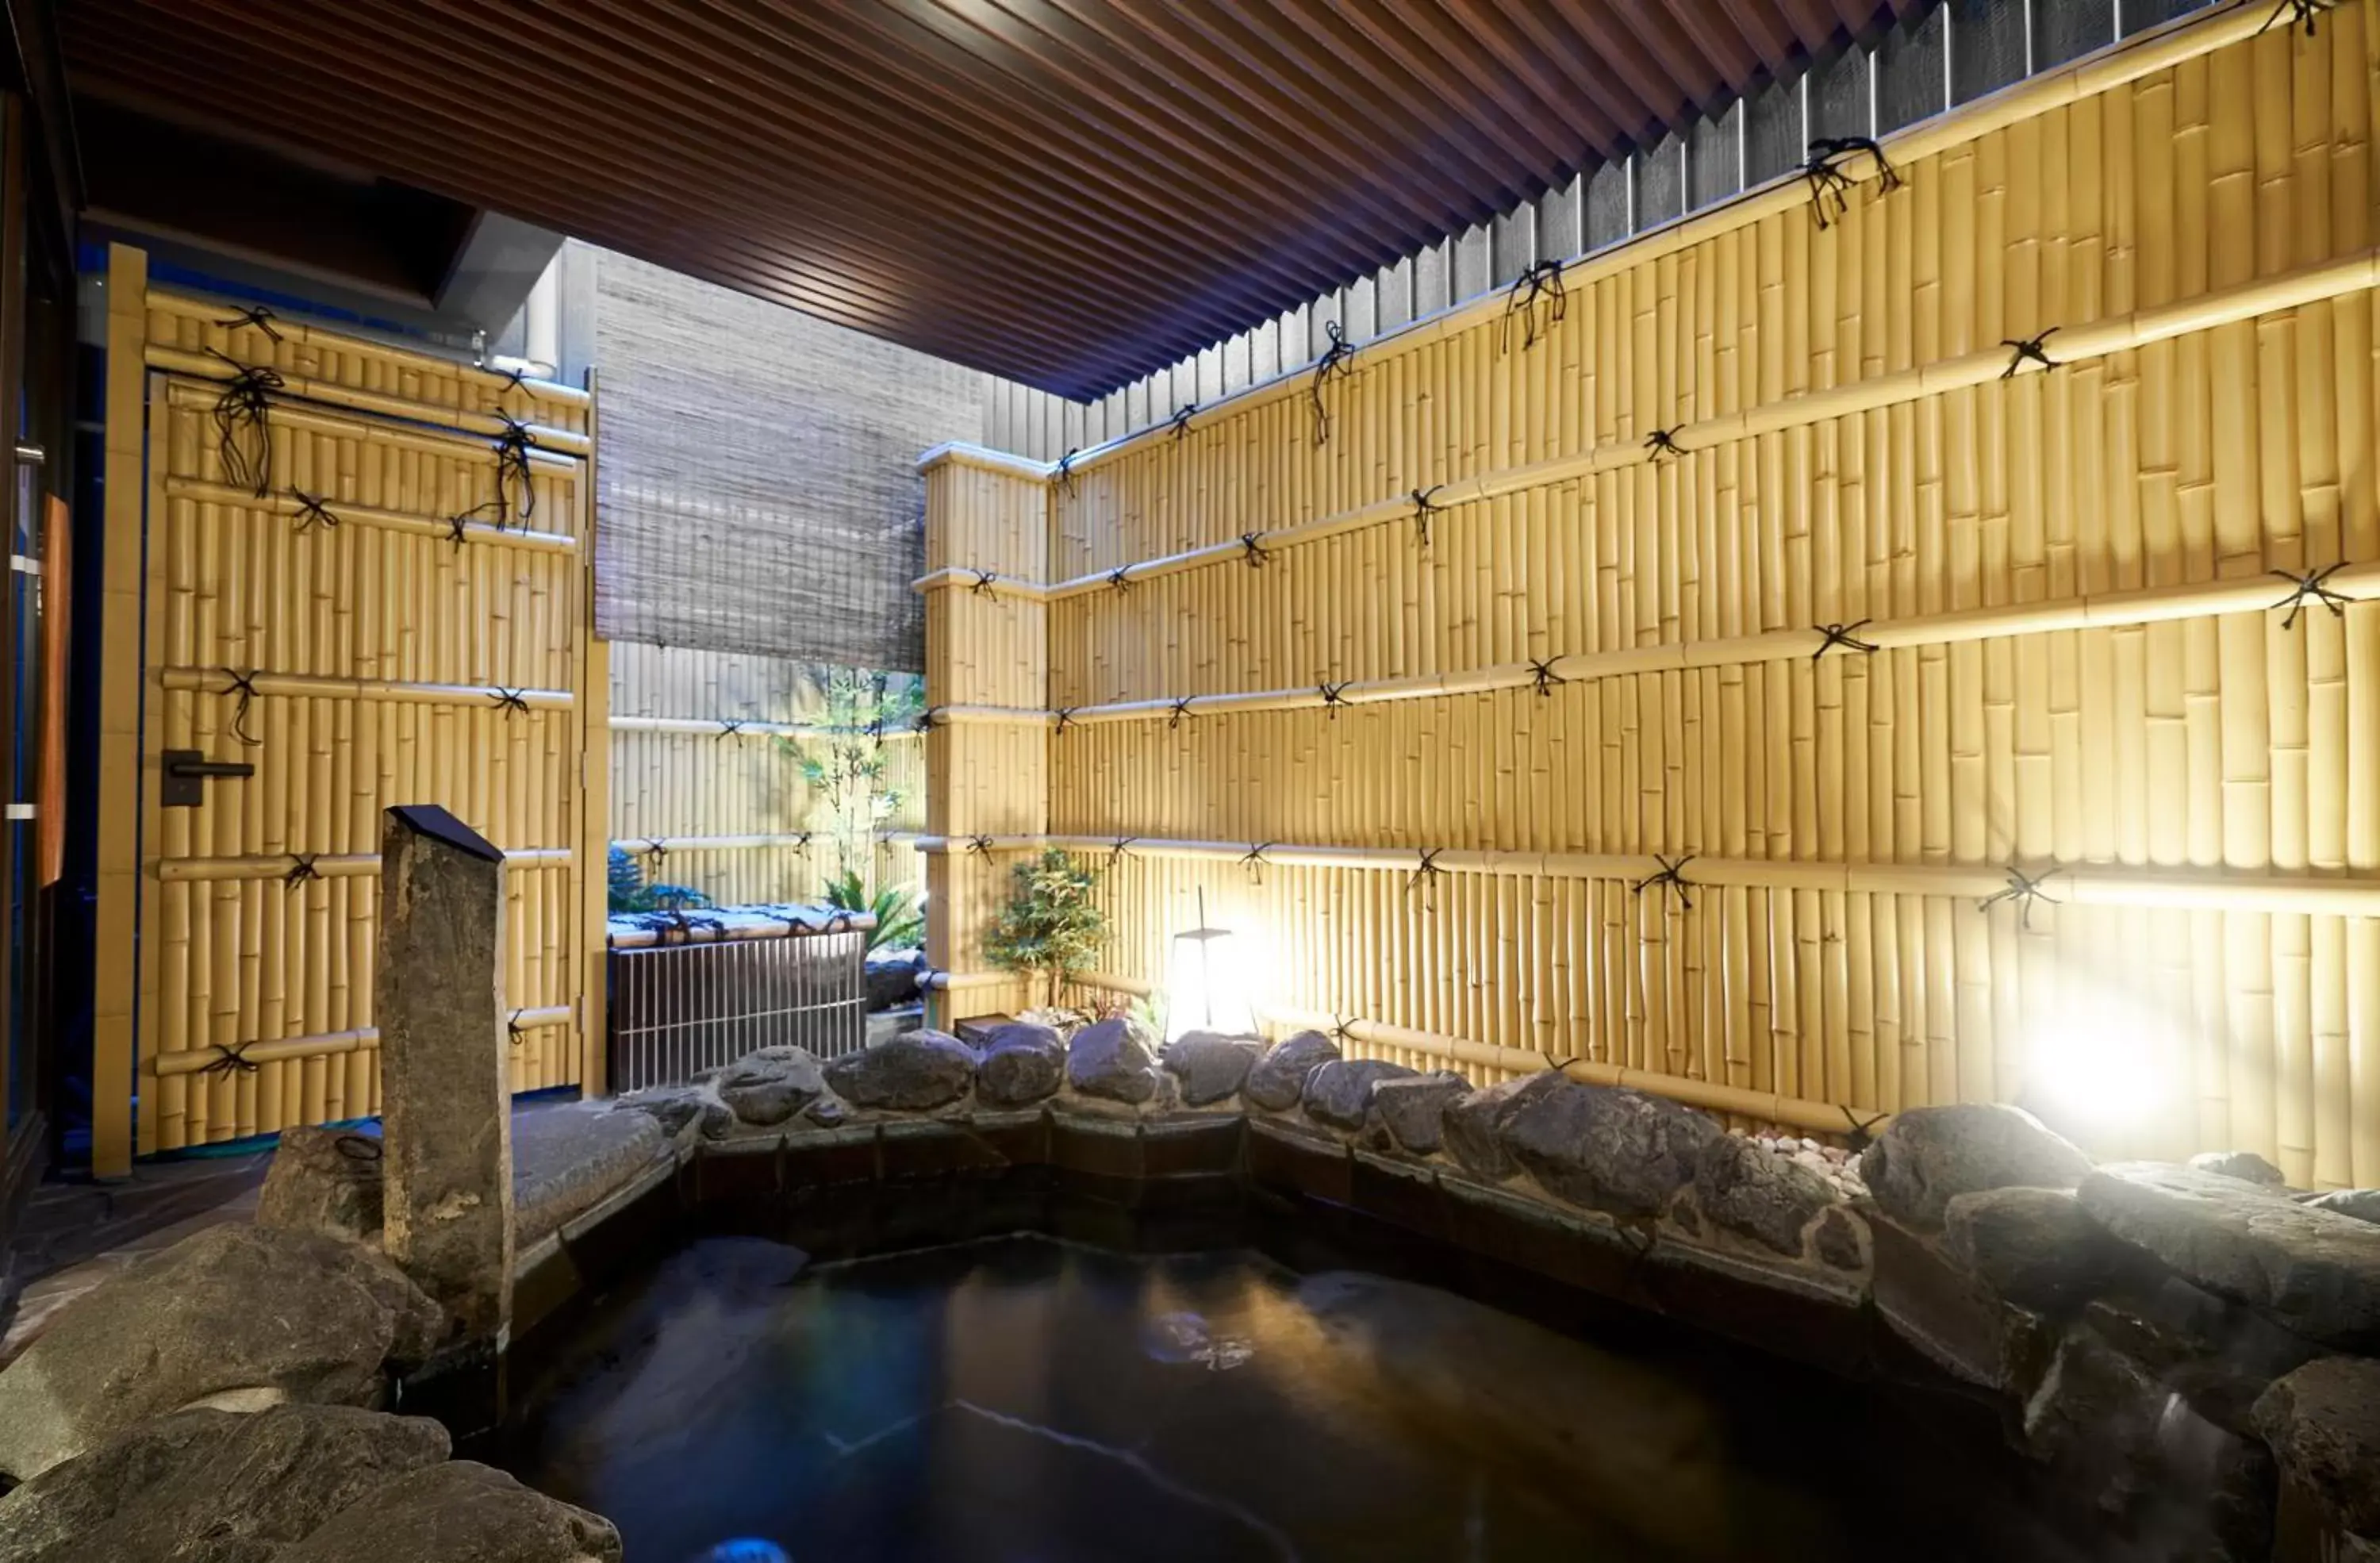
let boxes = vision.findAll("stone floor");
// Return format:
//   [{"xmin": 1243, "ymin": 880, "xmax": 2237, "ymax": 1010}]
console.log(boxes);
[{"xmin": 0, "ymin": 1096, "xmax": 620, "ymax": 1369}]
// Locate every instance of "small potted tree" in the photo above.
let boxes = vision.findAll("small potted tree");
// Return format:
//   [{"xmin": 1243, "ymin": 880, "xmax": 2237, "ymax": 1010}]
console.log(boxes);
[{"xmin": 981, "ymin": 847, "xmax": 1107, "ymax": 1016}]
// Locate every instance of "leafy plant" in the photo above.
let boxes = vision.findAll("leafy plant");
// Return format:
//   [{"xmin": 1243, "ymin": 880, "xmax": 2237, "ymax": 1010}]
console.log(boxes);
[
  {"xmin": 607, "ymin": 845, "xmax": 712, "ymax": 915},
  {"xmin": 785, "ymin": 667, "xmax": 923, "ymax": 887},
  {"xmin": 823, "ymin": 866, "xmax": 924, "ymax": 953},
  {"xmin": 982, "ymin": 848, "xmax": 1108, "ymax": 1008}
]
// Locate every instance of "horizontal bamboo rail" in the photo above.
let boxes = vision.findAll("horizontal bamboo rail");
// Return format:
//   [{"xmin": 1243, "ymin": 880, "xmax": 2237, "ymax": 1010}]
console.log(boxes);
[
  {"xmin": 910, "ymin": 833, "xmax": 2380, "ymax": 920},
  {"xmin": 920, "ymin": 242, "xmax": 2380, "ymax": 601},
  {"xmin": 1056, "ymin": 970, "xmax": 1884, "ymax": 1135},
  {"xmin": 163, "ymin": 476, "xmax": 578, "ymax": 555},
  {"xmin": 616, "ymin": 829, "xmax": 926, "ymax": 854},
  {"xmin": 607, "ymin": 714, "xmax": 922, "ymax": 740},
  {"xmin": 148, "ymin": 1006, "xmax": 576, "ymax": 1078},
  {"xmin": 160, "ymin": 666, "xmax": 574, "ymax": 712},
  {"xmin": 145, "ymin": 344, "xmax": 590, "ymax": 456},
  {"xmin": 159, "ymin": 848, "xmax": 574, "ymax": 883},
  {"xmin": 159, "ymin": 381, "xmax": 582, "ymax": 474},
  {"xmin": 146, "ymin": 290, "xmax": 592, "ymax": 411},
  {"xmin": 939, "ymin": 560, "xmax": 2380, "ymax": 728},
  {"xmin": 973, "ymin": 0, "xmax": 2259, "ymax": 485}
]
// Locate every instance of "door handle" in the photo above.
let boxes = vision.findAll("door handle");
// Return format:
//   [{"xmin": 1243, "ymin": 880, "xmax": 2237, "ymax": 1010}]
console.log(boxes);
[{"xmin": 163, "ymin": 748, "xmax": 255, "ymax": 808}]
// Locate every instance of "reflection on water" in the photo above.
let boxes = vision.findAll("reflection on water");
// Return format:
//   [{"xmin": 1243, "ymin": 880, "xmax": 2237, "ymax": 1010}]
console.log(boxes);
[{"xmin": 497, "ymin": 1235, "xmax": 2067, "ymax": 1563}]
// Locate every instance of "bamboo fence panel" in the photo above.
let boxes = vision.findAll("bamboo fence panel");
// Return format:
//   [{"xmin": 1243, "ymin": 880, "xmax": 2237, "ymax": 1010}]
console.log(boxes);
[
  {"xmin": 122, "ymin": 286, "xmax": 597, "ymax": 1152},
  {"xmin": 606, "ymin": 640, "xmax": 925, "ymax": 907},
  {"xmin": 918, "ymin": 10, "xmax": 2380, "ymax": 1183}
]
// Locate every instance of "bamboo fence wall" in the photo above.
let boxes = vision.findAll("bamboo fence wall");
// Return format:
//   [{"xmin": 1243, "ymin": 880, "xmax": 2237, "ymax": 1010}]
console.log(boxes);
[
  {"xmin": 94, "ymin": 246, "xmax": 605, "ymax": 1166},
  {"xmin": 606, "ymin": 639, "xmax": 925, "ymax": 907},
  {"xmin": 920, "ymin": 5, "xmax": 2380, "ymax": 1186}
]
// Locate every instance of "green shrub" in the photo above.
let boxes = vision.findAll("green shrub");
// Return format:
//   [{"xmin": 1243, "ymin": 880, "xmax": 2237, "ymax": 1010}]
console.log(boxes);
[
  {"xmin": 823, "ymin": 866, "xmax": 924, "ymax": 952},
  {"xmin": 981, "ymin": 849, "xmax": 1107, "ymax": 1008}
]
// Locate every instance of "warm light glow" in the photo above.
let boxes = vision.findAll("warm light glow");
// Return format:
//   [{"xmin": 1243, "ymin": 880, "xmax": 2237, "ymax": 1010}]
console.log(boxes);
[
  {"xmin": 1165, "ymin": 920, "xmax": 1256, "ymax": 1041},
  {"xmin": 2023, "ymin": 978, "xmax": 2178, "ymax": 1133}
]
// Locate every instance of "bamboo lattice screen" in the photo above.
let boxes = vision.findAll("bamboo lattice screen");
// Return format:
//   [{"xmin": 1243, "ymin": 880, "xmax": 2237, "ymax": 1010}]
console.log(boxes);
[
  {"xmin": 608, "ymin": 640, "xmax": 925, "ymax": 908},
  {"xmin": 94, "ymin": 245, "xmax": 606, "ymax": 1168},
  {"xmin": 919, "ymin": 5, "xmax": 2380, "ymax": 1186}
]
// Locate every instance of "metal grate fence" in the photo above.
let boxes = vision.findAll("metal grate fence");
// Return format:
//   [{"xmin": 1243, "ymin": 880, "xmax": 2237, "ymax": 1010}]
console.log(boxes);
[{"xmin": 606, "ymin": 929, "xmax": 868, "ymax": 1091}]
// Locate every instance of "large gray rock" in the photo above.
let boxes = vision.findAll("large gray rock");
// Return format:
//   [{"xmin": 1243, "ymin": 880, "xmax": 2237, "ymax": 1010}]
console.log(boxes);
[
  {"xmin": 0, "ymin": 1223, "xmax": 442, "ymax": 1481},
  {"xmin": 610, "ymin": 1085, "xmax": 707, "ymax": 1139},
  {"xmin": 2191, "ymin": 1150, "xmax": 2288, "ymax": 1189},
  {"xmin": 714, "ymin": 1046, "xmax": 827, "ymax": 1127},
  {"xmin": 2079, "ymin": 1162, "xmax": 2380, "ymax": 1350},
  {"xmin": 511, "ymin": 1104, "xmax": 666, "ymax": 1247},
  {"xmin": 977, "ymin": 1022, "xmax": 1065, "ymax": 1106},
  {"xmin": 1161, "ymin": 1031, "xmax": 1260, "ymax": 1106},
  {"xmin": 275, "ymin": 1459, "xmax": 623, "ymax": 1563},
  {"xmin": 377, "ymin": 805, "xmax": 513, "ymax": 1348},
  {"xmin": 1693, "ymin": 1134, "xmax": 1836, "ymax": 1256},
  {"xmin": 1365, "ymin": 1071, "xmax": 1472, "ymax": 1154},
  {"xmin": 1243, "ymin": 1030, "xmax": 1340, "ymax": 1112},
  {"xmin": 2254, "ymin": 1357, "xmax": 2380, "ymax": 1538},
  {"xmin": 863, "ymin": 947, "xmax": 928, "ymax": 1010},
  {"xmin": 1441, "ymin": 1071, "xmax": 1569, "ymax": 1182},
  {"xmin": 1303, "ymin": 1058, "xmax": 1416, "ymax": 1130},
  {"xmin": 0, "ymin": 1404, "xmax": 448, "ymax": 1563},
  {"xmin": 1067, "ymin": 1017, "xmax": 1161, "ymax": 1104},
  {"xmin": 1501, "ymin": 1082, "xmax": 1722, "ymax": 1219},
  {"xmin": 1942, "ymin": 1185, "xmax": 2120, "ymax": 1313},
  {"xmin": 257, "ymin": 1126, "xmax": 386, "ymax": 1246},
  {"xmin": 1859, "ymin": 1103, "xmax": 2092, "ymax": 1231},
  {"xmin": 2084, "ymin": 1274, "xmax": 2326, "ymax": 1434},
  {"xmin": 823, "ymin": 1029, "xmax": 977, "ymax": 1110},
  {"xmin": 2305, "ymin": 1189, "xmax": 2380, "ymax": 1226}
]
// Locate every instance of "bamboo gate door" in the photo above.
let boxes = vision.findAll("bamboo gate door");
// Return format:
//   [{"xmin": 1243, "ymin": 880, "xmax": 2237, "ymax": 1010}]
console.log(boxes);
[{"xmin": 92, "ymin": 244, "xmax": 611, "ymax": 1174}]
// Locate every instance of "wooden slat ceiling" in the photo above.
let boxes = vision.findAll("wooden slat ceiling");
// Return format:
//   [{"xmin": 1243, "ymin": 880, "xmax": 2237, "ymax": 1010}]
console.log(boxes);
[{"xmin": 60, "ymin": 0, "xmax": 1909, "ymax": 398}]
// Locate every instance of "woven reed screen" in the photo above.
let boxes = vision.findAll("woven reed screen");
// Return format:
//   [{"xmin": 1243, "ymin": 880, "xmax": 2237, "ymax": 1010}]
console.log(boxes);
[
  {"xmin": 608, "ymin": 641, "xmax": 924, "ymax": 908},
  {"xmin": 590, "ymin": 252, "xmax": 988, "ymax": 671},
  {"xmin": 103, "ymin": 271, "xmax": 600, "ymax": 1154},
  {"xmin": 924, "ymin": 6, "xmax": 2380, "ymax": 1186}
]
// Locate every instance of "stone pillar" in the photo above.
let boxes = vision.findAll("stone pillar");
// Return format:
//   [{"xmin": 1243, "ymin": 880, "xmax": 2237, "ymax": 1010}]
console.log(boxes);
[
  {"xmin": 377, "ymin": 804, "xmax": 512, "ymax": 1349},
  {"xmin": 919, "ymin": 446, "xmax": 1051, "ymax": 1027}
]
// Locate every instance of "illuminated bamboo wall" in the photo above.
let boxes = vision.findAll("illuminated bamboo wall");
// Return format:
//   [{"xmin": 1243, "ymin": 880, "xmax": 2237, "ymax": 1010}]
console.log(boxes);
[
  {"xmin": 95, "ymin": 245, "xmax": 607, "ymax": 1168},
  {"xmin": 607, "ymin": 639, "xmax": 925, "ymax": 908},
  {"xmin": 922, "ymin": 5, "xmax": 2380, "ymax": 1185}
]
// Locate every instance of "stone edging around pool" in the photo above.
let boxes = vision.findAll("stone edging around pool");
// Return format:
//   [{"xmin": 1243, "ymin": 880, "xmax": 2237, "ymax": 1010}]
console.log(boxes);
[{"xmin": 605, "ymin": 1020, "xmax": 2380, "ymax": 1563}]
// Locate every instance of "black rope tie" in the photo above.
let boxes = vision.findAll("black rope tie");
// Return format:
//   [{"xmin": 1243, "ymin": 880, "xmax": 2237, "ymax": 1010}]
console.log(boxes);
[
  {"xmin": 1802, "ymin": 136, "xmax": 1902, "ymax": 230},
  {"xmin": 214, "ymin": 305, "xmax": 284, "ymax": 344},
  {"xmin": 489, "ymin": 687, "xmax": 531, "ymax": 718},
  {"xmin": 1055, "ymin": 447, "xmax": 1080, "ymax": 499},
  {"xmin": 2271, "ymin": 562, "xmax": 2352, "ymax": 629},
  {"xmin": 1310, "ymin": 320, "xmax": 1357, "ymax": 447},
  {"xmin": 1330, "ymin": 1015, "xmax": 1359, "ymax": 1047},
  {"xmin": 1499, "ymin": 259, "xmax": 1568, "ymax": 353},
  {"xmin": 1107, "ymin": 566, "xmax": 1134, "ymax": 593},
  {"xmin": 2002, "ymin": 328, "xmax": 2060, "ymax": 379},
  {"xmin": 221, "ymin": 667, "xmax": 263, "ymax": 747},
  {"xmin": 1841, "ymin": 1105, "xmax": 1889, "ymax": 1153},
  {"xmin": 1107, "ymin": 836, "xmax": 1137, "ymax": 871},
  {"xmin": 793, "ymin": 831, "xmax": 814, "ymax": 855},
  {"xmin": 201, "ymin": 1040, "xmax": 260, "ymax": 1077},
  {"xmin": 1410, "ymin": 486, "xmax": 1444, "ymax": 548},
  {"xmin": 290, "ymin": 490, "xmax": 341, "ymax": 535},
  {"xmin": 969, "ymin": 569, "xmax": 998, "ymax": 597},
  {"xmin": 1527, "ymin": 659, "xmax": 1565, "ymax": 697},
  {"xmin": 1239, "ymin": 532, "xmax": 1272, "ymax": 569},
  {"xmin": 1053, "ymin": 707, "xmax": 1078, "ymax": 734},
  {"xmin": 206, "ymin": 349, "xmax": 284, "ymax": 498},
  {"xmin": 283, "ymin": 853, "xmax": 321, "ymax": 890},
  {"xmin": 1319, "ymin": 681, "xmax": 1350, "ymax": 719},
  {"xmin": 1405, "ymin": 848, "xmax": 1446, "ymax": 908},
  {"xmin": 507, "ymin": 1010, "xmax": 528, "ymax": 1047},
  {"xmin": 1169, "ymin": 697, "xmax": 1195, "ymax": 732},
  {"xmin": 2263, "ymin": 0, "xmax": 2335, "ymax": 35},
  {"xmin": 1978, "ymin": 865, "xmax": 2060, "ymax": 931},
  {"xmin": 492, "ymin": 413, "xmax": 539, "ymax": 527},
  {"xmin": 915, "ymin": 708, "xmax": 943, "ymax": 734},
  {"xmin": 1645, "ymin": 428, "xmax": 1687, "ymax": 461},
  {"xmin": 644, "ymin": 838, "xmax": 669, "ymax": 870},
  {"xmin": 1170, "ymin": 404, "xmax": 1197, "ymax": 443},
  {"xmin": 716, "ymin": 720, "xmax": 747, "ymax": 743},
  {"xmin": 1240, "ymin": 841, "xmax": 1274, "ymax": 884},
  {"xmin": 1814, "ymin": 620, "xmax": 1879, "ymax": 662},
  {"xmin": 443, "ymin": 499, "xmax": 502, "ymax": 554},
  {"xmin": 966, "ymin": 834, "xmax": 996, "ymax": 859},
  {"xmin": 1633, "ymin": 853, "xmax": 1697, "ymax": 912},
  {"xmin": 493, "ymin": 365, "xmax": 532, "ymax": 400}
]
